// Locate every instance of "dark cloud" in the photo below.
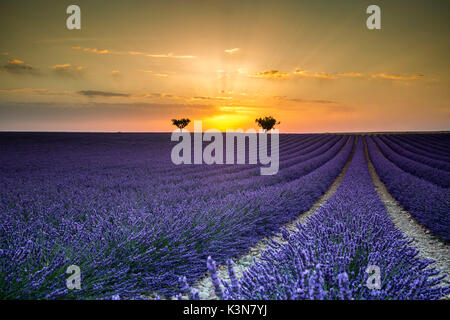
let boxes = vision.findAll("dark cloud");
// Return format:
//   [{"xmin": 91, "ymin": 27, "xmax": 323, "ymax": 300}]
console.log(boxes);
[
  {"xmin": 191, "ymin": 96, "xmax": 232, "ymax": 101},
  {"xmin": 2, "ymin": 59, "xmax": 39, "ymax": 75},
  {"xmin": 78, "ymin": 90, "xmax": 130, "ymax": 97},
  {"xmin": 294, "ymin": 70, "xmax": 335, "ymax": 79},
  {"xmin": 251, "ymin": 70, "xmax": 289, "ymax": 79}
]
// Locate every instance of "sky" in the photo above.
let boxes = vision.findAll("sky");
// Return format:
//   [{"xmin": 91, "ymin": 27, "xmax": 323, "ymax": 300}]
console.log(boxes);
[{"xmin": 0, "ymin": 0, "xmax": 449, "ymax": 132}]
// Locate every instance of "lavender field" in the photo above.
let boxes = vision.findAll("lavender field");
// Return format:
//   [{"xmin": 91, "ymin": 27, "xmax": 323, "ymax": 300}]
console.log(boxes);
[{"xmin": 0, "ymin": 132, "xmax": 449, "ymax": 300}]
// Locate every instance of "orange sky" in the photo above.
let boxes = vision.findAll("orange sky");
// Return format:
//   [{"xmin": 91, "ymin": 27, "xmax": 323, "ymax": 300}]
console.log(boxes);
[{"xmin": 0, "ymin": 0, "xmax": 449, "ymax": 132}]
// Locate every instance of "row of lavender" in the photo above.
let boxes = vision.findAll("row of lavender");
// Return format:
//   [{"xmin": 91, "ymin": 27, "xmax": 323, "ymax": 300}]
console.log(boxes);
[
  {"xmin": 372, "ymin": 136, "xmax": 450, "ymax": 188},
  {"xmin": 185, "ymin": 138, "xmax": 449, "ymax": 300},
  {"xmin": 0, "ymin": 133, "xmax": 352, "ymax": 299},
  {"xmin": 379, "ymin": 135, "xmax": 450, "ymax": 172},
  {"xmin": 392, "ymin": 134, "xmax": 450, "ymax": 159},
  {"xmin": 388, "ymin": 135, "xmax": 450, "ymax": 164},
  {"xmin": 367, "ymin": 136, "xmax": 450, "ymax": 242}
]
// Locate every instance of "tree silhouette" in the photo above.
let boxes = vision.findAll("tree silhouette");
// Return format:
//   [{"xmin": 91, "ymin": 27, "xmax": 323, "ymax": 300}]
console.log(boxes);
[
  {"xmin": 255, "ymin": 116, "xmax": 280, "ymax": 132},
  {"xmin": 171, "ymin": 118, "xmax": 191, "ymax": 132}
]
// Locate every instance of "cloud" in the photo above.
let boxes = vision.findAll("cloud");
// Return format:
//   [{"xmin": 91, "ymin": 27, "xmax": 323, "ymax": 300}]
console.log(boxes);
[
  {"xmin": 218, "ymin": 105, "xmax": 258, "ymax": 113},
  {"xmin": 154, "ymin": 73, "xmax": 169, "ymax": 77},
  {"xmin": 1, "ymin": 88, "xmax": 182, "ymax": 101},
  {"xmin": 146, "ymin": 52, "xmax": 196, "ymax": 59},
  {"xmin": 371, "ymin": 73, "xmax": 424, "ymax": 81},
  {"xmin": 75, "ymin": 90, "xmax": 188, "ymax": 100},
  {"xmin": 72, "ymin": 46, "xmax": 109, "ymax": 54},
  {"xmin": 140, "ymin": 93, "xmax": 183, "ymax": 99},
  {"xmin": 273, "ymin": 96, "xmax": 338, "ymax": 105},
  {"xmin": 0, "ymin": 88, "xmax": 74, "ymax": 96},
  {"xmin": 2, "ymin": 59, "xmax": 39, "ymax": 75},
  {"xmin": 249, "ymin": 68, "xmax": 426, "ymax": 83},
  {"xmin": 91, "ymin": 48, "xmax": 109, "ymax": 54},
  {"xmin": 190, "ymin": 96, "xmax": 233, "ymax": 101},
  {"xmin": 249, "ymin": 69, "xmax": 371, "ymax": 81},
  {"xmin": 138, "ymin": 93, "xmax": 232, "ymax": 103},
  {"xmin": 336, "ymin": 72, "xmax": 362, "ymax": 77},
  {"xmin": 111, "ymin": 70, "xmax": 122, "ymax": 79},
  {"xmin": 138, "ymin": 69, "xmax": 170, "ymax": 77},
  {"xmin": 251, "ymin": 70, "xmax": 290, "ymax": 79},
  {"xmin": 34, "ymin": 38, "xmax": 100, "ymax": 44},
  {"xmin": 51, "ymin": 64, "xmax": 84, "ymax": 78},
  {"xmin": 251, "ymin": 69, "xmax": 337, "ymax": 80},
  {"xmin": 224, "ymin": 48, "xmax": 240, "ymax": 54},
  {"xmin": 72, "ymin": 46, "xmax": 196, "ymax": 59},
  {"xmin": 138, "ymin": 69, "xmax": 154, "ymax": 73},
  {"xmin": 0, "ymin": 88, "xmax": 48, "ymax": 94},
  {"xmin": 78, "ymin": 90, "xmax": 130, "ymax": 97},
  {"xmin": 128, "ymin": 51, "xmax": 145, "ymax": 55},
  {"xmin": 294, "ymin": 70, "xmax": 336, "ymax": 79}
]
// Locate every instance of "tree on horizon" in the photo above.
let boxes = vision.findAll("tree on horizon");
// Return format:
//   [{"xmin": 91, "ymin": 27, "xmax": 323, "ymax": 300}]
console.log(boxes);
[
  {"xmin": 255, "ymin": 116, "xmax": 280, "ymax": 132},
  {"xmin": 171, "ymin": 118, "xmax": 191, "ymax": 132}
]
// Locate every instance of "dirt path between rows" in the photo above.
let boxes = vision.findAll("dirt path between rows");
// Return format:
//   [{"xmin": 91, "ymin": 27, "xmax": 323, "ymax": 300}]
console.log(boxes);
[
  {"xmin": 364, "ymin": 139, "xmax": 450, "ymax": 296},
  {"xmin": 186, "ymin": 137, "xmax": 357, "ymax": 299}
]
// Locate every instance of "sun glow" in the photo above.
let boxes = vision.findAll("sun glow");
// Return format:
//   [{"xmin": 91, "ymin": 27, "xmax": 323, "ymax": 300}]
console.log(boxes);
[{"xmin": 202, "ymin": 113, "xmax": 253, "ymax": 132}]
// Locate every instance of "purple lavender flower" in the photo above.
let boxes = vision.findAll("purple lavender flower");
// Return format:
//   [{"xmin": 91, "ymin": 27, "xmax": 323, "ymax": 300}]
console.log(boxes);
[{"xmin": 207, "ymin": 256, "xmax": 224, "ymax": 299}]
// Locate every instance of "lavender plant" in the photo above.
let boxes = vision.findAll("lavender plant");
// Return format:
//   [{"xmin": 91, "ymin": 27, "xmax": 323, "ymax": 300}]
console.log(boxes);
[
  {"xmin": 380, "ymin": 135, "xmax": 450, "ymax": 172},
  {"xmin": 1, "ymin": 132, "xmax": 447, "ymax": 300},
  {"xmin": 373, "ymin": 136, "xmax": 450, "ymax": 188},
  {"xmin": 0, "ymin": 133, "xmax": 353, "ymax": 299},
  {"xmin": 367, "ymin": 137, "xmax": 450, "ymax": 242},
  {"xmin": 201, "ymin": 138, "xmax": 449, "ymax": 300}
]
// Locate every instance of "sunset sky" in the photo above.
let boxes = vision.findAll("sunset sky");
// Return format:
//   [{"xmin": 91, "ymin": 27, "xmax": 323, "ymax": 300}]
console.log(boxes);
[{"xmin": 0, "ymin": 0, "xmax": 449, "ymax": 132}]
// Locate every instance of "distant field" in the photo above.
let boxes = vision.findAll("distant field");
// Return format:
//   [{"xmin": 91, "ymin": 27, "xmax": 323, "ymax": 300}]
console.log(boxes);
[{"xmin": 0, "ymin": 132, "xmax": 448, "ymax": 299}]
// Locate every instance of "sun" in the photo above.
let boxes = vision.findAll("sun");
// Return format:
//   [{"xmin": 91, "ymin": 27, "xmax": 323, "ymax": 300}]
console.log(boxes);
[{"xmin": 202, "ymin": 114, "xmax": 253, "ymax": 132}]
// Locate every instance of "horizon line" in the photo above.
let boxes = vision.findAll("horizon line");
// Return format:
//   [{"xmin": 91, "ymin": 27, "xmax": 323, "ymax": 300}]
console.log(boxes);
[{"xmin": 0, "ymin": 130, "xmax": 449, "ymax": 135}]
